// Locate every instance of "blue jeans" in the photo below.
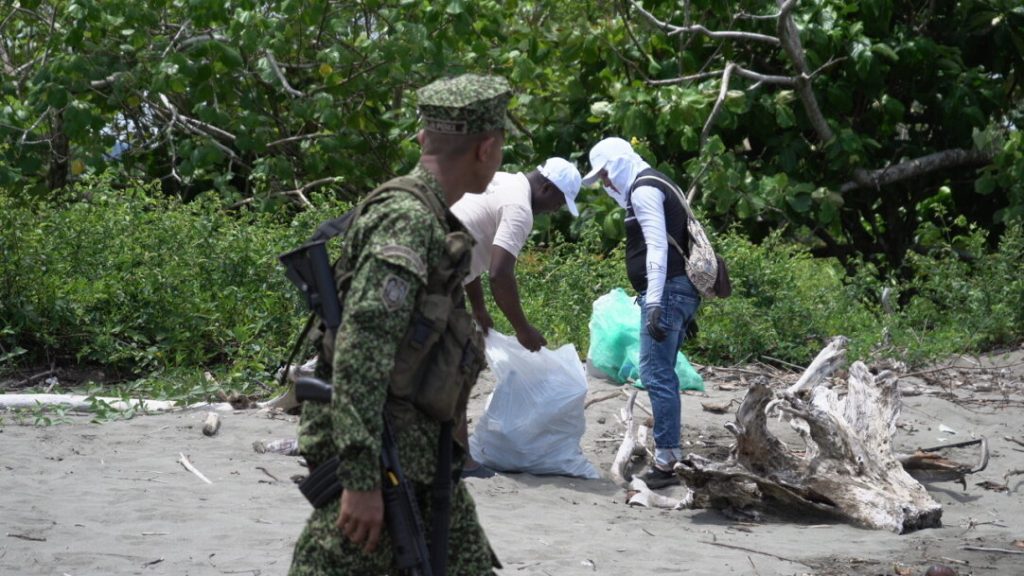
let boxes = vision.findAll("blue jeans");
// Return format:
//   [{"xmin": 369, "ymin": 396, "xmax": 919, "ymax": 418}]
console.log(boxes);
[{"xmin": 638, "ymin": 275, "xmax": 701, "ymax": 465}]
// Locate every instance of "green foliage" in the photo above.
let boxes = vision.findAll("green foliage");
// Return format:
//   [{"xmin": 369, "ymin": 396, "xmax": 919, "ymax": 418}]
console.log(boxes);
[
  {"xmin": 691, "ymin": 233, "xmax": 879, "ymax": 365},
  {"xmin": 0, "ymin": 173, "xmax": 348, "ymax": 391},
  {"xmin": 883, "ymin": 223, "xmax": 1024, "ymax": 363}
]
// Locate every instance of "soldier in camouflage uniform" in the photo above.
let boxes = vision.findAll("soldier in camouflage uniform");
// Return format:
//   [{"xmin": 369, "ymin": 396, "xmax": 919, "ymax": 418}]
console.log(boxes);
[{"xmin": 289, "ymin": 74, "xmax": 511, "ymax": 575}]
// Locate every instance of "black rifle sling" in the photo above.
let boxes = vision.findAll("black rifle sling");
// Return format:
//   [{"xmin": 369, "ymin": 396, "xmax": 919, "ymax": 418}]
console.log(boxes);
[{"xmin": 430, "ymin": 422, "xmax": 454, "ymax": 576}]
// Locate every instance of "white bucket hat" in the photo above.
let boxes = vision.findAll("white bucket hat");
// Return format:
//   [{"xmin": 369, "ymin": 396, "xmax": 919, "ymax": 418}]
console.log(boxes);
[{"xmin": 538, "ymin": 157, "xmax": 581, "ymax": 217}]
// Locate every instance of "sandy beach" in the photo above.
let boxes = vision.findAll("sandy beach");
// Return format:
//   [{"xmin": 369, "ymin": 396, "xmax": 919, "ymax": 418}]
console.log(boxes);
[{"xmin": 3, "ymin": 348, "xmax": 1024, "ymax": 576}]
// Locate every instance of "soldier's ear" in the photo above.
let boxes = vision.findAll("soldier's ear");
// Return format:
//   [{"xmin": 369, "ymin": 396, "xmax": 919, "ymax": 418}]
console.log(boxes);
[
  {"xmin": 475, "ymin": 133, "xmax": 502, "ymax": 163},
  {"xmin": 416, "ymin": 130, "xmax": 425, "ymax": 146}
]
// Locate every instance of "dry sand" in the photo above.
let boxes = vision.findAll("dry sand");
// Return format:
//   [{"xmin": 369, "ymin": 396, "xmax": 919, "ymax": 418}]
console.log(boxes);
[{"xmin": 3, "ymin": 347, "xmax": 1024, "ymax": 576}]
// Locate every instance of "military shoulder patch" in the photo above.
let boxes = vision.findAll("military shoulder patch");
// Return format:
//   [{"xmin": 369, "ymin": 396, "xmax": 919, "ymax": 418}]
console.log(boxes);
[
  {"xmin": 375, "ymin": 244, "xmax": 428, "ymax": 284},
  {"xmin": 380, "ymin": 274, "xmax": 410, "ymax": 312}
]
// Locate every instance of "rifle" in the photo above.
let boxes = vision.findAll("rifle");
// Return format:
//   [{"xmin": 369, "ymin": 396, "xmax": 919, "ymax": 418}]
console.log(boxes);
[
  {"xmin": 279, "ymin": 240, "xmax": 341, "ymax": 332},
  {"xmin": 296, "ymin": 377, "xmax": 434, "ymax": 576}
]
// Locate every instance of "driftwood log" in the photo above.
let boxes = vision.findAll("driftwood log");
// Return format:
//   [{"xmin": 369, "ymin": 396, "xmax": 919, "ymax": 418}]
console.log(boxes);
[
  {"xmin": 0, "ymin": 394, "xmax": 232, "ymax": 414},
  {"xmin": 675, "ymin": 337, "xmax": 943, "ymax": 533}
]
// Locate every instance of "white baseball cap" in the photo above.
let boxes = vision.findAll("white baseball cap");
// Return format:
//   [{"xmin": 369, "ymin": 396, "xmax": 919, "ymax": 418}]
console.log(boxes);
[
  {"xmin": 581, "ymin": 137, "xmax": 634, "ymax": 186},
  {"xmin": 538, "ymin": 157, "xmax": 581, "ymax": 217}
]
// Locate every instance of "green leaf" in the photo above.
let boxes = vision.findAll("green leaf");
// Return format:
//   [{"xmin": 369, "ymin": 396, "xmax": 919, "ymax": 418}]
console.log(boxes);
[
  {"xmin": 975, "ymin": 175, "xmax": 997, "ymax": 196},
  {"xmin": 775, "ymin": 104, "xmax": 796, "ymax": 128},
  {"xmin": 46, "ymin": 86, "xmax": 69, "ymax": 108},
  {"xmin": 787, "ymin": 194, "xmax": 812, "ymax": 213},
  {"xmin": 870, "ymin": 43, "xmax": 899, "ymax": 62}
]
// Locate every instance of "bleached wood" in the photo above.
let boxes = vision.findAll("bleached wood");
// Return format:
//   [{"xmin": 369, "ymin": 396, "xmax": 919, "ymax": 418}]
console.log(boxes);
[
  {"xmin": 177, "ymin": 453, "xmax": 212, "ymax": 484},
  {"xmin": 610, "ymin": 389, "xmax": 640, "ymax": 487},
  {"xmin": 626, "ymin": 477, "xmax": 693, "ymax": 509},
  {"xmin": 679, "ymin": 338, "xmax": 944, "ymax": 533},
  {"xmin": 0, "ymin": 394, "xmax": 233, "ymax": 414},
  {"xmin": 785, "ymin": 335, "xmax": 848, "ymax": 395},
  {"xmin": 201, "ymin": 412, "xmax": 221, "ymax": 437}
]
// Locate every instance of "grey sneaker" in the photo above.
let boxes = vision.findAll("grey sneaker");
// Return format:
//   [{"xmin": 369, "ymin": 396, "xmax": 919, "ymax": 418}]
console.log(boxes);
[{"xmin": 639, "ymin": 466, "xmax": 680, "ymax": 489}]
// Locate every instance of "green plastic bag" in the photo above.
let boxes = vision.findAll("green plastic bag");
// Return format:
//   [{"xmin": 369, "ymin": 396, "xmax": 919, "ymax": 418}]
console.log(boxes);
[{"xmin": 587, "ymin": 288, "xmax": 703, "ymax": 392}]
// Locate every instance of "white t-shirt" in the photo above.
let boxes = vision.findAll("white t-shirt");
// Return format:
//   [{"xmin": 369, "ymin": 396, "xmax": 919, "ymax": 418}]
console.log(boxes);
[{"xmin": 450, "ymin": 171, "xmax": 534, "ymax": 284}]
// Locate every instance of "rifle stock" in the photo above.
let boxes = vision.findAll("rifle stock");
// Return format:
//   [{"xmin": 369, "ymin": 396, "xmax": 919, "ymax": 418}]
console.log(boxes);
[{"xmin": 279, "ymin": 240, "xmax": 341, "ymax": 332}]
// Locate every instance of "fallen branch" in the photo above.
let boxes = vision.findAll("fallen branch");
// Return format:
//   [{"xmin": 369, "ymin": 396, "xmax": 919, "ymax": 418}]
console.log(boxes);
[
  {"xmin": 4, "ymin": 369, "xmax": 56, "ymax": 389},
  {"xmin": 585, "ymin": 390, "xmax": 622, "ymax": 409},
  {"xmin": 626, "ymin": 477, "xmax": 693, "ymax": 509},
  {"xmin": 960, "ymin": 546, "xmax": 1024, "ymax": 555},
  {"xmin": 0, "ymin": 394, "xmax": 234, "ymax": 415},
  {"xmin": 178, "ymin": 452, "xmax": 213, "ymax": 484},
  {"xmin": 6, "ymin": 533, "xmax": 46, "ymax": 542},
  {"xmin": 696, "ymin": 540, "xmax": 811, "ymax": 567},
  {"xmin": 610, "ymin": 389, "xmax": 640, "ymax": 487}
]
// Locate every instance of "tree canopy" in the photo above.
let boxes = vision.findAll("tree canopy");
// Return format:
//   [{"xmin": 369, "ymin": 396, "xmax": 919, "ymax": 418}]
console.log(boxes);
[{"xmin": 2, "ymin": 0, "xmax": 1022, "ymax": 271}]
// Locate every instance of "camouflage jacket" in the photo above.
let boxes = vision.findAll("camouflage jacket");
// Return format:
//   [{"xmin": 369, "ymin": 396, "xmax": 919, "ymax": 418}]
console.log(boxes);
[{"xmin": 297, "ymin": 163, "xmax": 469, "ymax": 490}]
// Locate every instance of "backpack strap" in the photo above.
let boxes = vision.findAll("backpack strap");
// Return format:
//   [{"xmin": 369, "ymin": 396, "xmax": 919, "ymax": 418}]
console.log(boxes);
[
  {"xmin": 633, "ymin": 174, "xmax": 696, "ymax": 220},
  {"xmin": 633, "ymin": 174, "xmax": 694, "ymax": 258}
]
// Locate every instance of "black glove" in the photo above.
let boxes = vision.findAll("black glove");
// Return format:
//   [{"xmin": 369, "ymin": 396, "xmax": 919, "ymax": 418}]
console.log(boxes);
[{"xmin": 646, "ymin": 306, "xmax": 667, "ymax": 342}]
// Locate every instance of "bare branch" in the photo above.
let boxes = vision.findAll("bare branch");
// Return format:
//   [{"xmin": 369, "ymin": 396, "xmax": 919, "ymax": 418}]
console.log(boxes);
[
  {"xmin": 775, "ymin": 0, "xmax": 833, "ymax": 143},
  {"xmin": 90, "ymin": 72, "xmax": 125, "ymax": 90},
  {"xmin": 702, "ymin": 63, "xmax": 736, "ymax": 147},
  {"xmin": 838, "ymin": 149, "xmax": 996, "ymax": 193},
  {"xmin": 630, "ymin": 1, "xmax": 780, "ymax": 46},
  {"xmin": 157, "ymin": 94, "xmax": 235, "ymax": 142},
  {"xmin": 733, "ymin": 65, "xmax": 796, "ymax": 87},
  {"xmin": 265, "ymin": 51, "xmax": 304, "ymax": 98},
  {"xmin": 809, "ymin": 56, "xmax": 847, "ymax": 79},
  {"xmin": 161, "ymin": 21, "xmax": 191, "ymax": 58},
  {"xmin": 736, "ymin": 0, "xmax": 798, "ymax": 20},
  {"xmin": 177, "ymin": 33, "xmax": 229, "ymax": 50},
  {"xmin": 266, "ymin": 132, "xmax": 333, "ymax": 149},
  {"xmin": 154, "ymin": 93, "xmax": 247, "ymax": 167},
  {"xmin": 646, "ymin": 70, "xmax": 723, "ymax": 86},
  {"xmin": 274, "ymin": 176, "xmax": 346, "ymax": 209}
]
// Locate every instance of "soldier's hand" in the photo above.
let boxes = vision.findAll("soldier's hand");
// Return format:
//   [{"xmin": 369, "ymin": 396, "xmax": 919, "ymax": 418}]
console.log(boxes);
[
  {"xmin": 473, "ymin": 308, "xmax": 494, "ymax": 335},
  {"xmin": 337, "ymin": 489, "xmax": 384, "ymax": 554},
  {"xmin": 516, "ymin": 324, "xmax": 547, "ymax": 352}
]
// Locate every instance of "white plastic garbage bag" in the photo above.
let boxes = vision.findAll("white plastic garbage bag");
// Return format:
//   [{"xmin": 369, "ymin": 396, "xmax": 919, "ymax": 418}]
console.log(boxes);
[{"xmin": 470, "ymin": 331, "xmax": 599, "ymax": 479}]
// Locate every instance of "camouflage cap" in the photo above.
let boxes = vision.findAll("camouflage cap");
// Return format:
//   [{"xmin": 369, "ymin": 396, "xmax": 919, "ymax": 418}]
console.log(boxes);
[{"xmin": 417, "ymin": 74, "xmax": 512, "ymax": 135}]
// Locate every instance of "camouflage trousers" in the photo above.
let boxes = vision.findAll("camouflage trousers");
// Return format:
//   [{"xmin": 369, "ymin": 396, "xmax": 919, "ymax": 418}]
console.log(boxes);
[{"xmin": 289, "ymin": 481, "xmax": 498, "ymax": 575}]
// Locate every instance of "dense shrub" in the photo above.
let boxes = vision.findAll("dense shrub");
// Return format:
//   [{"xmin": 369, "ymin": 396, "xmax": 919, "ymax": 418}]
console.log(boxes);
[
  {"xmin": 0, "ymin": 174, "xmax": 347, "ymax": 394},
  {"xmin": 875, "ymin": 223, "xmax": 1024, "ymax": 364},
  {"xmin": 2, "ymin": 175, "xmax": 1021, "ymax": 402}
]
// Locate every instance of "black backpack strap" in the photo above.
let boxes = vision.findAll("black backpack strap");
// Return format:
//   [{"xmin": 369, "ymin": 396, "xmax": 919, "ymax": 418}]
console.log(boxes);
[
  {"xmin": 632, "ymin": 173, "xmax": 693, "ymax": 258},
  {"xmin": 277, "ymin": 312, "xmax": 317, "ymax": 387}
]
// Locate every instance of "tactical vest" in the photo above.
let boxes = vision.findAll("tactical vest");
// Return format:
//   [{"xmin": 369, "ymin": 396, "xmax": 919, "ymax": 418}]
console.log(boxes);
[{"xmin": 307, "ymin": 176, "xmax": 485, "ymax": 428}]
